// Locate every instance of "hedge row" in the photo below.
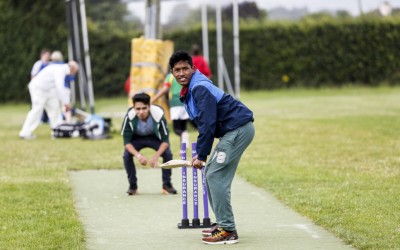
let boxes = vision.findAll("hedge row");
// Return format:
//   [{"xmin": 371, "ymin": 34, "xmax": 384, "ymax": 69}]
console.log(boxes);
[
  {"xmin": 2, "ymin": 1, "xmax": 400, "ymax": 103},
  {"xmin": 167, "ymin": 19, "xmax": 400, "ymax": 90},
  {"xmin": 0, "ymin": 0, "xmax": 67, "ymax": 102},
  {"xmin": 0, "ymin": 0, "xmax": 137, "ymax": 103}
]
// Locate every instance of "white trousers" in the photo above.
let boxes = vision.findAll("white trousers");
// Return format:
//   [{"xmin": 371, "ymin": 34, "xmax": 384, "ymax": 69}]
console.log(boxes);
[
  {"xmin": 170, "ymin": 106, "xmax": 189, "ymax": 120},
  {"xmin": 19, "ymin": 85, "xmax": 63, "ymax": 137}
]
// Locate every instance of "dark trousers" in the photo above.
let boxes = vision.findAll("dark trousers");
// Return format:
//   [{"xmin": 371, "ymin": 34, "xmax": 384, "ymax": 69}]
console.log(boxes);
[
  {"xmin": 41, "ymin": 110, "xmax": 49, "ymax": 123},
  {"xmin": 123, "ymin": 135, "xmax": 173, "ymax": 189},
  {"xmin": 172, "ymin": 119, "xmax": 187, "ymax": 136}
]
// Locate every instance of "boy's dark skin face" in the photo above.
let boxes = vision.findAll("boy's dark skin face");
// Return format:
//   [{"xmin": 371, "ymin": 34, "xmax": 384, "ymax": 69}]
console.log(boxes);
[
  {"xmin": 171, "ymin": 60, "xmax": 195, "ymax": 87},
  {"xmin": 134, "ymin": 101, "xmax": 150, "ymax": 121}
]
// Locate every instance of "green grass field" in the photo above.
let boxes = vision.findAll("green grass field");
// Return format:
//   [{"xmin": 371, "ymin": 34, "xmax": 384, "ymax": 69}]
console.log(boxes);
[{"xmin": 1, "ymin": 86, "xmax": 399, "ymax": 249}]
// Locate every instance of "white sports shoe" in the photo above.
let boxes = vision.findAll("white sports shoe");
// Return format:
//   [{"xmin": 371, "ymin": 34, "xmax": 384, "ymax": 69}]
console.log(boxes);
[{"xmin": 19, "ymin": 134, "xmax": 36, "ymax": 140}]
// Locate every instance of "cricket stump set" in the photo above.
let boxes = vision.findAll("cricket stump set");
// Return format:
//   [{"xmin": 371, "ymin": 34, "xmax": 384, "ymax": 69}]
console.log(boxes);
[{"xmin": 178, "ymin": 142, "xmax": 212, "ymax": 229}]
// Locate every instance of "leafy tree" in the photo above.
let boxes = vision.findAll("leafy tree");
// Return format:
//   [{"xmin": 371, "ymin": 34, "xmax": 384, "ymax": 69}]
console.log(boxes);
[
  {"xmin": 223, "ymin": 1, "xmax": 267, "ymax": 20},
  {"xmin": 0, "ymin": 0, "xmax": 66, "ymax": 102},
  {"xmin": 86, "ymin": 0, "xmax": 142, "ymax": 33},
  {"xmin": 336, "ymin": 10, "xmax": 353, "ymax": 19},
  {"xmin": 0, "ymin": 0, "xmax": 141, "ymax": 102},
  {"xmin": 163, "ymin": 1, "xmax": 266, "ymax": 32},
  {"xmin": 163, "ymin": 3, "xmax": 193, "ymax": 32},
  {"xmin": 300, "ymin": 11, "xmax": 335, "ymax": 23}
]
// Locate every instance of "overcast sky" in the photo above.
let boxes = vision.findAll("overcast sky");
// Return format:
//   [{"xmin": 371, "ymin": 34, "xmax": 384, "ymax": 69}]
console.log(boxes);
[{"xmin": 128, "ymin": 0, "xmax": 397, "ymax": 24}]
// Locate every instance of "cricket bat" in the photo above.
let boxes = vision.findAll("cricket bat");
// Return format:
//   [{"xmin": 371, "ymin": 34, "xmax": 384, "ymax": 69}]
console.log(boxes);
[{"xmin": 158, "ymin": 160, "xmax": 205, "ymax": 169}]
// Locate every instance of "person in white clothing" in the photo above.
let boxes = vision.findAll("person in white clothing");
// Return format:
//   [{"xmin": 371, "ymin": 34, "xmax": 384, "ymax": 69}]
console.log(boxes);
[
  {"xmin": 31, "ymin": 49, "xmax": 52, "ymax": 123},
  {"xmin": 19, "ymin": 61, "xmax": 79, "ymax": 139},
  {"xmin": 31, "ymin": 49, "xmax": 51, "ymax": 79}
]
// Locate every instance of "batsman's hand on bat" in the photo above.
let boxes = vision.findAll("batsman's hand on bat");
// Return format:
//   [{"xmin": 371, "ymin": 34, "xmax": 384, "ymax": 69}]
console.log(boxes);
[{"xmin": 191, "ymin": 156, "xmax": 205, "ymax": 169}]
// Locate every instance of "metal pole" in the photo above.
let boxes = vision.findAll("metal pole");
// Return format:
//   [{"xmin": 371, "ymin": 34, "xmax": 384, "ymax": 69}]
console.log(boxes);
[
  {"xmin": 79, "ymin": 0, "xmax": 95, "ymax": 114},
  {"xmin": 144, "ymin": 0, "xmax": 151, "ymax": 39},
  {"xmin": 71, "ymin": 0, "xmax": 87, "ymax": 110},
  {"xmin": 144, "ymin": 0, "xmax": 161, "ymax": 39},
  {"xmin": 216, "ymin": 2, "xmax": 223, "ymax": 89},
  {"xmin": 65, "ymin": 0, "xmax": 76, "ymax": 106},
  {"xmin": 201, "ymin": 3, "xmax": 209, "ymax": 64},
  {"xmin": 222, "ymin": 60, "xmax": 235, "ymax": 96},
  {"xmin": 233, "ymin": 0, "xmax": 240, "ymax": 98},
  {"xmin": 156, "ymin": 0, "xmax": 161, "ymax": 39},
  {"xmin": 150, "ymin": 2, "xmax": 156, "ymax": 38},
  {"xmin": 358, "ymin": 0, "xmax": 363, "ymax": 15}
]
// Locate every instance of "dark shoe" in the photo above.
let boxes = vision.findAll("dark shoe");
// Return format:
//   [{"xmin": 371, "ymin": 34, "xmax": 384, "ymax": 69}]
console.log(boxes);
[
  {"xmin": 202, "ymin": 228, "xmax": 239, "ymax": 245},
  {"xmin": 126, "ymin": 187, "xmax": 137, "ymax": 195},
  {"xmin": 202, "ymin": 223, "xmax": 219, "ymax": 237},
  {"xmin": 162, "ymin": 183, "xmax": 177, "ymax": 194}
]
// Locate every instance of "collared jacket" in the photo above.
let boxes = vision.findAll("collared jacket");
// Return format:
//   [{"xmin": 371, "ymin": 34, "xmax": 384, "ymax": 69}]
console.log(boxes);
[
  {"xmin": 121, "ymin": 105, "xmax": 170, "ymax": 145},
  {"xmin": 181, "ymin": 70, "xmax": 253, "ymax": 161}
]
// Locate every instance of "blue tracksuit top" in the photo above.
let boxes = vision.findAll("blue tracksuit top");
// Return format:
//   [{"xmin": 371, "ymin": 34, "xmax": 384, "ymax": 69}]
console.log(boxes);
[{"xmin": 181, "ymin": 70, "xmax": 254, "ymax": 161}]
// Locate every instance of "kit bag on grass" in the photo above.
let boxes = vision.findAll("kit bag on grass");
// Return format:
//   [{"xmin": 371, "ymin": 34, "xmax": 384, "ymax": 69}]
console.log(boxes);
[
  {"xmin": 52, "ymin": 123, "xmax": 86, "ymax": 138},
  {"xmin": 52, "ymin": 115, "xmax": 111, "ymax": 139}
]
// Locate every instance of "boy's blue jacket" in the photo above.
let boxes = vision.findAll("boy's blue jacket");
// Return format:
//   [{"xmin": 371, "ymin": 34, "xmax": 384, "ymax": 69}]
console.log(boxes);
[{"xmin": 181, "ymin": 70, "xmax": 253, "ymax": 161}]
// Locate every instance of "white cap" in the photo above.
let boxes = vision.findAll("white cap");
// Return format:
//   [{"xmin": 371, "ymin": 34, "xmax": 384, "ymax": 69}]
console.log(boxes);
[{"xmin": 51, "ymin": 51, "xmax": 64, "ymax": 62}]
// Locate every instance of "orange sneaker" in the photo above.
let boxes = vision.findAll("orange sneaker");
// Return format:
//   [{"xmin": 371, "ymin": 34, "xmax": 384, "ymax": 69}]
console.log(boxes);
[
  {"xmin": 202, "ymin": 228, "xmax": 239, "ymax": 245},
  {"xmin": 201, "ymin": 223, "xmax": 219, "ymax": 237}
]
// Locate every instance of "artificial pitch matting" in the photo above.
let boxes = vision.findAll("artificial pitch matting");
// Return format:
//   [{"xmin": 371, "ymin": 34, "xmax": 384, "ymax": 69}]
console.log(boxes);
[{"xmin": 69, "ymin": 169, "xmax": 354, "ymax": 250}]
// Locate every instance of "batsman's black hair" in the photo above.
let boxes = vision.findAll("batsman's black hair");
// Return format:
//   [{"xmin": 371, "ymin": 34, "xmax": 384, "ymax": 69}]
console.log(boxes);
[
  {"xmin": 132, "ymin": 92, "xmax": 150, "ymax": 106},
  {"xmin": 169, "ymin": 50, "xmax": 193, "ymax": 70}
]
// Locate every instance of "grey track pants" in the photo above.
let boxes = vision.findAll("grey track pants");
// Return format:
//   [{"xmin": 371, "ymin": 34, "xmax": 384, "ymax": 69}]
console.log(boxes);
[{"xmin": 204, "ymin": 121, "xmax": 255, "ymax": 231}]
